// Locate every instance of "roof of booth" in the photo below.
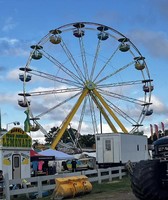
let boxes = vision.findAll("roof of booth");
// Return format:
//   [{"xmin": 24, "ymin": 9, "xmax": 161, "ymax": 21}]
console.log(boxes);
[
  {"xmin": 30, "ymin": 149, "xmax": 42, "ymax": 156},
  {"xmin": 30, "ymin": 149, "xmax": 55, "ymax": 161}
]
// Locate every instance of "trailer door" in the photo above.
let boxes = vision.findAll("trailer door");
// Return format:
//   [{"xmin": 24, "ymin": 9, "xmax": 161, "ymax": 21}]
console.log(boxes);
[
  {"xmin": 103, "ymin": 139, "xmax": 114, "ymax": 163},
  {"xmin": 12, "ymin": 154, "xmax": 21, "ymax": 179}
]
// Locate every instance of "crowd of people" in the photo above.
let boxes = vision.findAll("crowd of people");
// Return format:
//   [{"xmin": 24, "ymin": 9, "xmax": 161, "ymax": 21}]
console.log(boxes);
[{"xmin": 31, "ymin": 160, "xmax": 56, "ymax": 176}]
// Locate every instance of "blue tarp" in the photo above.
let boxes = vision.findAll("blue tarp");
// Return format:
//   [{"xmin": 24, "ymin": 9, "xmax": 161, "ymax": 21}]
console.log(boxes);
[{"xmin": 40, "ymin": 149, "xmax": 74, "ymax": 160}]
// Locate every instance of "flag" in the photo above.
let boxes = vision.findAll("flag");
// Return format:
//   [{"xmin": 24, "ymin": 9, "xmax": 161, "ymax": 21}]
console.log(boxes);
[
  {"xmin": 24, "ymin": 109, "xmax": 31, "ymax": 132},
  {"xmin": 154, "ymin": 124, "xmax": 159, "ymax": 138},
  {"xmin": 150, "ymin": 124, "xmax": 153, "ymax": 140},
  {"xmin": 161, "ymin": 122, "xmax": 165, "ymax": 132}
]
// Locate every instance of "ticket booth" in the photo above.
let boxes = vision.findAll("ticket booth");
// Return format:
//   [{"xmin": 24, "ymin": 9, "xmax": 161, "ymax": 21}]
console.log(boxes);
[{"xmin": 0, "ymin": 127, "xmax": 32, "ymax": 179}]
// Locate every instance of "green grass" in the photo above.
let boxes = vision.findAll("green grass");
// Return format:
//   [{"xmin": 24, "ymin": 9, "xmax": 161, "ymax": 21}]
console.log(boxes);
[
  {"xmin": 11, "ymin": 176, "xmax": 132, "ymax": 200},
  {"xmin": 91, "ymin": 176, "xmax": 131, "ymax": 193}
]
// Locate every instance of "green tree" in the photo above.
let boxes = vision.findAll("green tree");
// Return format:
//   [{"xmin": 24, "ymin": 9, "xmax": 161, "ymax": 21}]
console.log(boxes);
[
  {"xmin": 165, "ymin": 129, "xmax": 168, "ymax": 136},
  {"xmin": 44, "ymin": 126, "xmax": 59, "ymax": 144},
  {"xmin": 44, "ymin": 126, "xmax": 96, "ymax": 149},
  {"xmin": 32, "ymin": 139, "xmax": 40, "ymax": 149},
  {"xmin": 44, "ymin": 126, "xmax": 78, "ymax": 145},
  {"xmin": 78, "ymin": 134, "xmax": 95, "ymax": 148}
]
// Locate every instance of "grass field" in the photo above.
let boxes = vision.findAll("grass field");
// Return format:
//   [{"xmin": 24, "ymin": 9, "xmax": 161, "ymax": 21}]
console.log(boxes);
[{"xmin": 12, "ymin": 176, "xmax": 137, "ymax": 200}]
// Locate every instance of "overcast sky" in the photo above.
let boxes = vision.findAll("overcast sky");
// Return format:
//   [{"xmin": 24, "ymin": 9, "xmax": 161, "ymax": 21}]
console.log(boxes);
[{"xmin": 1, "ymin": 0, "xmax": 168, "ymax": 142}]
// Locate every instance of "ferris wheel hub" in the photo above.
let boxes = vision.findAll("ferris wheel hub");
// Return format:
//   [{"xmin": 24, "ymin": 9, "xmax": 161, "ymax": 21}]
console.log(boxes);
[{"xmin": 85, "ymin": 81, "xmax": 96, "ymax": 90}]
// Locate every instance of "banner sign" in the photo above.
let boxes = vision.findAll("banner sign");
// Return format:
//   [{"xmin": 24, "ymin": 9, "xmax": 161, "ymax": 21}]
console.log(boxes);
[{"xmin": 1, "ymin": 127, "xmax": 32, "ymax": 148}]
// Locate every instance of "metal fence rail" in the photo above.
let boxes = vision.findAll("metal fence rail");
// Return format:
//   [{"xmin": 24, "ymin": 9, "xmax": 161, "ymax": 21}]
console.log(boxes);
[{"xmin": 3, "ymin": 166, "xmax": 126, "ymax": 200}]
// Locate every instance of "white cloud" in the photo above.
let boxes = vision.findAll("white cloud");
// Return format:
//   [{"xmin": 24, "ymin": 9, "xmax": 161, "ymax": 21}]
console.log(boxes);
[
  {"xmin": 0, "ymin": 37, "xmax": 29, "ymax": 56},
  {"xmin": 129, "ymin": 30, "xmax": 168, "ymax": 59},
  {"xmin": 0, "ymin": 92, "xmax": 19, "ymax": 106},
  {"xmin": 2, "ymin": 17, "xmax": 16, "ymax": 32},
  {"xmin": 151, "ymin": 95, "xmax": 168, "ymax": 115},
  {"xmin": 7, "ymin": 68, "xmax": 20, "ymax": 81},
  {"xmin": 0, "ymin": 37, "xmax": 19, "ymax": 45},
  {"xmin": 140, "ymin": 95, "xmax": 168, "ymax": 137}
]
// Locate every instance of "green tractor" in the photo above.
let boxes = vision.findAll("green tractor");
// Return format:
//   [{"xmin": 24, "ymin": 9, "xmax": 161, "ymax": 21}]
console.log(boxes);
[{"xmin": 127, "ymin": 136, "xmax": 168, "ymax": 200}]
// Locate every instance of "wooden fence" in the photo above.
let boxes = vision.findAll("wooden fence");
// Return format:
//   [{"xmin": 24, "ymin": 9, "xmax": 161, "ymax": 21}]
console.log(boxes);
[{"xmin": 3, "ymin": 166, "xmax": 126, "ymax": 200}]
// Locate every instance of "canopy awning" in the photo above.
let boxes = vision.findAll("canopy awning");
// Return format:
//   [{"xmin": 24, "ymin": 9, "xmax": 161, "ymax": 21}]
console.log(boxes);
[
  {"xmin": 40, "ymin": 149, "xmax": 74, "ymax": 160},
  {"xmin": 30, "ymin": 149, "xmax": 55, "ymax": 161}
]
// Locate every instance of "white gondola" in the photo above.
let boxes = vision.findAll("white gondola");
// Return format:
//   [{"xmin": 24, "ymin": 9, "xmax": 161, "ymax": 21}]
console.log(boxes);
[
  {"xmin": 18, "ymin": 100, "xmax": 30, "ymax": 107},
  {"xmin": 49, "ymin": 35, "xmax": 61, "ymax": 44}
]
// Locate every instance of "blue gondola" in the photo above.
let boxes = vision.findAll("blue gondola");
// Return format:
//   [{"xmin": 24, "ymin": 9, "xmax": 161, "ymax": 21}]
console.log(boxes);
[
  {"xmin": 97, "ymin": 32, "xmax": 109, "ymax": 40},
  {"xmin": 119, "ymin": 43, "xmax": 130, "ymax": 52},
  {"xmin": 19, "ymin": 74, "xmax": 31, "ymax": 82},
  {"xmin": 143, "ymin": 85, "xmax": 154, "ymax": 92},
  {"xmin": 142, "ymin": 109, "xmax": 153, "ymax": 116},
  {"xmin": 73, "ymin": 30, "xmax": 85, "ymax": 38},
  {"xmin": 32, "ymin": 50, "xmax": 42, "ymax": 60}
]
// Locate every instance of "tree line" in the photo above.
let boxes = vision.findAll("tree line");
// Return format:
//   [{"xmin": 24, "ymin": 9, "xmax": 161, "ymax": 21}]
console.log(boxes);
[
  {"xmin": 33, "ymin": 126, "xmax": 168, "ymax": 149},
  {"xmin": 44, "ymin": 126, "xmax": 95, "ymax": 149}
]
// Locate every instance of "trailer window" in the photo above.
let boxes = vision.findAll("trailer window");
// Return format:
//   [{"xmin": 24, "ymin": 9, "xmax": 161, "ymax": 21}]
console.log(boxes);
[
  {"xmin": 14, "ymin": 157, "xmax": 19, "ymax": 168},
  {"xmin": 137, "ymin": 145, "xmax": 139, "ymax": 151},
  {"xmin": 105, "ymin": 140, "xmax": 111, "ymax": 151}
]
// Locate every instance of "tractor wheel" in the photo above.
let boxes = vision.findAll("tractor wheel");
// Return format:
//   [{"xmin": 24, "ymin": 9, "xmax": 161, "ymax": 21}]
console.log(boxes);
[{"xmin": 130, "ymin": 159, "xmax": 168, "ymax": 200}]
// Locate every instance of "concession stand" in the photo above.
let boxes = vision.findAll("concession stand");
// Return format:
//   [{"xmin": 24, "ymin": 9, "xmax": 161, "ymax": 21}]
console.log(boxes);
[{"xmin": 0, "ymin": 127, "xmax": 32, "ymax": 179}]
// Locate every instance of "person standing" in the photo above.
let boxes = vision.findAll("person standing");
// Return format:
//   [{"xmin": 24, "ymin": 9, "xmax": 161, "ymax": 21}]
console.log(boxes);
[
  {"xmin": 71, "ymin": 159, "xmax": 77, "ymax": 172},
  {"xmin": 42, "ymin": 161, "xmax": 49, "ymax": 175}
]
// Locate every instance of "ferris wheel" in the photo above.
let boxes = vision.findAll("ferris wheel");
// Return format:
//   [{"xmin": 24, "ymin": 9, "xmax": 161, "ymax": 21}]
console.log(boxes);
[{"xmin": 18, "ymin": 22, "xmax": 153, "ymax": 149}]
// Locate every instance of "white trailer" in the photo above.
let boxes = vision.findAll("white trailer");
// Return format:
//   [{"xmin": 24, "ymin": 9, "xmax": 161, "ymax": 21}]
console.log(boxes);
[{"xmin": 95, "ymin": 133, "xmax": 149, "ymax": 167}]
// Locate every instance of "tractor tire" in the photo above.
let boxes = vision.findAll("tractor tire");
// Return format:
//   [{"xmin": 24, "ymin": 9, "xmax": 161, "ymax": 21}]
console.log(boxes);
[{"xmin": 130, "ymin": 159, "xmax": 168, "ymax": 200}]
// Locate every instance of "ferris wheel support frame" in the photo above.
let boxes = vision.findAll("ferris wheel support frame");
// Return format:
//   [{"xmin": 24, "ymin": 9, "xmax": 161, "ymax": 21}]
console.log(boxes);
[
  {"xmin": 50, "ymin": 88, "xmax": 89, "ymax": 149},
  {"xmin": 91, "ymin": 93, "xmax": 118, "ymax": 133},
  {"xmin": 93, "ymin": 89, "xmax": 128, "ymax": 133},
  {"xmin": 51, "ymin": 86, "xmax": 128, "ymax": 149}
]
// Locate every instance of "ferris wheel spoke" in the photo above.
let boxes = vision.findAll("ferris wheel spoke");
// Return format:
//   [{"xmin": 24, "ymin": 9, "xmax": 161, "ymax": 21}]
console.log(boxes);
[
  {"xmin": 88, "ymin": 95, "xmax": 98, "ymax": 134},
  {"xmin": 41, "ymin": 49, "xmax": 83, "ymax": 84},
  {"xmin": 105, "ymin": 97, "xmax": 140, "ymax": 125},
  {"xmin": 29, "ymin": 69, "xmax": 82, "ymax": 87},
  {"xmin": 95, "ymin": 61, "xmax": 135, "ymax": 85},
  {"xmin": 36, "ymin": 91, "xmax": 82, "ymax": 118},
  {"xmin": 90, "ymin": 39, "xmax": 101, "ymax": 81},
  {"xmin": 50, "ymin": 88, "xmax": 89, "ymax": 149},
  {"xmin": 93, "ymin": 89, "xmax": 129, "ymax": 133},
  {"xmin": 93, "ymin": 46, "xmax": 119, "ymax": 82},
  {"xmin": 90, "ymin": 92, "xmax": 118, "ymax": 133},
  {"xmin": 97, "ymin": 80, "xmax": 143, "ymax": 88},
  {"xmin": 60, "ymin": 39, "xmax": 86, "ymax": 83},
  {"xmin": 78, "ymin": 37, "xmax": 89, "ymax": 81},
  {"xmin": 27, "ymin": 87, "xmax": 81, "ymax": 96},
  {"xmin": 77, "ymin": 97, "xmax": 88, "ymax": 134},
  {"xmin": 33, "ymin": 120, "xmax": 49, "ymax": 136},
  {"xmin": 98, "ymin": 88, "xmax": 147, "ymax": 106}
]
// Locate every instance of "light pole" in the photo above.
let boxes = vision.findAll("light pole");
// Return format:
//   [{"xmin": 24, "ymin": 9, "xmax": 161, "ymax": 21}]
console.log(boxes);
[
  {"xmin": 6, "ymin": 121, "xmax": 20, "ymax": 131},
  {"xmin": 100, "ymin": 111, "xmax": 102, "ymax": 134}
]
